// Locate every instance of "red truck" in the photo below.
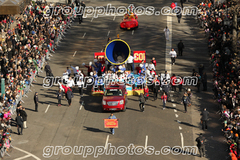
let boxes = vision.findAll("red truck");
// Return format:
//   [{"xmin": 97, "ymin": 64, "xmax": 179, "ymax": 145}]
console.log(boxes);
[{"xmin": 102, "ymin": 84, "xmax": 127, "ymax": 112}]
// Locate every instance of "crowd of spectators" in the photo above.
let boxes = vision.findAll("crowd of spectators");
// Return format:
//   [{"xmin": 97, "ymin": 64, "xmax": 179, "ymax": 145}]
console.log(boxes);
[
  {"xmin": 198, "ymin": 0, "xmax": 240, "ymax": 159},
  {"xmin": 0, "ymin": 0, "xmax": 74, "ymax": 157}
]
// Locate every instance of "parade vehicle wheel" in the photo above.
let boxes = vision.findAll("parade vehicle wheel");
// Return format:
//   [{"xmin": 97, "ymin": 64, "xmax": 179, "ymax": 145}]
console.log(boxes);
[
  {"xmin": 122, "ymin": 105, "xmax": 126, "ymax": 112},
  {"xmin": 102, "ymin": 107, "xmax": 105, "ymax": 113}
]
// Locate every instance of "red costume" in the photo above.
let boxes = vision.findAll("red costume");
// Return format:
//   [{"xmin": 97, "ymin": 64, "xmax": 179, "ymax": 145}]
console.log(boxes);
[{"xmin": 144, "ymin": 88, "xmax": 149, "ymax": 97}]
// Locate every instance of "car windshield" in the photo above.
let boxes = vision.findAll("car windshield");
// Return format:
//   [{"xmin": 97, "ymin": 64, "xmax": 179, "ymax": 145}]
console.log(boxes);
[{"xmin": 104, "ymin": 89, "xmax": 123, "ymax": 96}]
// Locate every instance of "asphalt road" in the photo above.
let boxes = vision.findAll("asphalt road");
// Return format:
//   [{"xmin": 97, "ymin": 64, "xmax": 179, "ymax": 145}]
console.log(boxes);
[{"xmin": 6, "ymin": 0, "xmax": 228, "ymax": 160}]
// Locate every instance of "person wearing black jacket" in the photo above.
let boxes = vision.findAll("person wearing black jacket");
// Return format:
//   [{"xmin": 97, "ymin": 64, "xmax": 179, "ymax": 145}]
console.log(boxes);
[
  {"xmin": 44, "ymin": 62, "xmax": 51, "ymax": 76},
  {"xmin": 15, "ymin": 113, "xmax": 23, "ymax": 135},
  {"xmin": 177, "ymin": 40, "xmax": 184, "ymax": 56},
  {"xmin": 20, "ymin": 107, "xmax": 28, "ymax": 129},
  {"xmin": 201, "ymin": 108, "xmax": 209, "ymax": 130},
  {"xmin": 181, "ymin": 92, "xmax": 191, "ymax": 113},
  {"xmin": 34, "ymin": 92, "xmax": 39, "ymax": 112},
  {"xmin": 66, "ymin": 88, "xmax": 74, "ymax": 107},
  {"xmin": 153, "ymin": 78, "xmax": 160, "ymax": 101},
  {"xmin": 16, "ymin": 105, "xmax": 22, "ymax": 115},
  {"xmin": 139, "ymin": 93, "xmax": 145, "ymax": 112},
  {"xmin": 57, "ymin": 89, "xmax": 63, "ymax": 106},
  {"xmin": 195, "ymin": 133, "xmax": 205, "ymax": 158}
]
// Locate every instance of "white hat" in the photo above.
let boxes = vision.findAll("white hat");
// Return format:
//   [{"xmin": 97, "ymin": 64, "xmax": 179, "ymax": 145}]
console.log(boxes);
[
  {"xmin": 139, "ymin": 64, "xmax": 143, "ymax": 68},
  {"xmin": 94, "ymin": 59, "xmax": 97, "ymax": 63},
  {"xmin": 89, "ymin": 62, "xmax": 92, "ymax": 66},
  {"xmin": 75, "ymin": 66, "xmax": 79, "ymax": 70},
  {"xmin": 82, "ymin": 63, "xmax": 85, "ymax": 66},
  {"xmin": 90, "ymin": 72, "xmax": 93, "ymax": 76}
]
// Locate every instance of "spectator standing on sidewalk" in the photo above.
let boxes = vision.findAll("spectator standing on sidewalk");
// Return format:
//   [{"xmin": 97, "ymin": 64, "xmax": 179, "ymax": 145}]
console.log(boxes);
[
  {"xmin": 195, "ymin": 133, "xmax": 205, "ymax": 158},
  {"xmin": 169, "ymin": 48, "xmax": 177, "ymax": 65},
  {"xmin": 20, "ymin": 107, "xmax": 28, "ymax": 129},
  {"xmin": 177, "ymin": 40, "xmax": 184, "ymax": 56},
  {"xmin": 34, "ymin": 92, "xmax": 39, "ymax": 112},
  {"xmin": 16, "ymin": 113, "xmax": 23, "ymax": 135},
  {"xmin": 161, "ymin": 92, "xmax": 167, "ymax": 110},
  {"xmin": 181, "ymin": 92, "xmax": 190, "ymax": 113},
  {"xmin": 57, "ymin": 89, "xmax": 63, "ymax": 106},
  {"xmin": 201, "ymin": 108, "xmax": 209, "ymax": 130}
]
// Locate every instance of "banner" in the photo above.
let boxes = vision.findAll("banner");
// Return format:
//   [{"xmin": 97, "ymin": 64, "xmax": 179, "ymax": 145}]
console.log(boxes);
[
  {"xmin": 133, "ymin": 51, "xmax": 146, "ymax": 63},
  {"xmin": 94, "ymin": 52, "xmax": 105, "ymax": 64},
  {"xmin": 104, "ymin": 119, "xmax": 118, "ymax": 128}
]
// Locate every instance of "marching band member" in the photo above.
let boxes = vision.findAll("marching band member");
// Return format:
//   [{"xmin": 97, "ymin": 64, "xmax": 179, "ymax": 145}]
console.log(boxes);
[
  {"xmin": 83, "ymin": 62, "xmax": 93, "ymax": 76},
  {"xmin": 77, "ymin": 78, "xmax": 84, "ymax": 97},
  {"xmin": 148, "ymin": 61, "xmax": 155, "ymax": 71},
  {"xmin": 150, "ymin": 68, "xmax": 156, "ymax": 76}
]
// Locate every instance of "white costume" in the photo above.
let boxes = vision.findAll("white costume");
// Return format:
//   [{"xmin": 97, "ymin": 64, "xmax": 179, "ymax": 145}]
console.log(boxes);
[{"xmin": 164, "ymin": 28, "xmax": 170, "ymax": 41}]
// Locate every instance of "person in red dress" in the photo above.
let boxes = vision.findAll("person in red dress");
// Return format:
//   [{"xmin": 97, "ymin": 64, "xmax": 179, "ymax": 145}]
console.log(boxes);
[
  {"xmin": 151, "ymin": 57, "xmax": 156, "ymax": 67},
  {"xmin": 161, "ymin": 92, "xmax": 167, "ymax": 110},
  {"xmin": 144, "ymin": 85, "xmax": 149, "ymax": 102}
]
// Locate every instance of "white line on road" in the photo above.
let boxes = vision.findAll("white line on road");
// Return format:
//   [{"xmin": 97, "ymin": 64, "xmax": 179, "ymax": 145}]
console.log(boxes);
[
  {"xmin": 132, "ymin": 30, "xmax": 134, "ymax": 35},
  {"xmin": 107, "ymin": 31, "xmax": 110, "ymax": 36},
  {"xmin": 91, "ymin": 17, "xmax": 94, "ymax": 22},
  {"xmin": 15, "ymin": 155, "xmax": 31, "ymax": 160},
  {"xmin": 145, "ymin": 135, "xmax": 148, "ymax": 149},
  {"xmin": 73, "ymin": 51, "xmax": 77, "ymax": 57},
  {"xmin": 165, "ymin": 15, "xmax": 172, "ymax": 75},
  {"xmin": 14, "ymin": 147, "xmax": 41, "ymax": 160},
  {"xmin": 45, "ymin": 104, "xmax": 50, "ymax": 113},
  {"xmin": 175, "ymin": 114, "xmax": 178, "ymax": 118},
  {"xmin": 79, "ymin": 105, "xmax": 83, "ymax": 110},
  {"xmin": 113, "ymin": 15, "xmax": 116, "ymax": 21},
  {"xmin": 105, "ymin": 135, "xmax": 109, "ymax": 149},
  {"xmin": 173, "ymin": 104, "xmax": 176, "ymax": 107},
  {"xmin": 171, "ymin": 99, "xmax": 174, "ymax": 102},
  {"xmin": 180, "ymin": 133, "xmax": 184, "ymax": 148},
  {"xmin": 83, "ymin": 33, "xmax": 86, "ymax": 38},
  {"xmin": 179, "ymin": 126, "xmax": 182, "ymax": 130},
  {"xmin": 174, "ymin": 109, "xmax": 177, "ymax": 112}
]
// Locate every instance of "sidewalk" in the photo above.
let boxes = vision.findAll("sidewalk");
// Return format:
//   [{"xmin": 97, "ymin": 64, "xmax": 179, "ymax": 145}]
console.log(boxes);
[{"xmin": 171, "ymin": 1, "xmax": 228, "ymax": 160}]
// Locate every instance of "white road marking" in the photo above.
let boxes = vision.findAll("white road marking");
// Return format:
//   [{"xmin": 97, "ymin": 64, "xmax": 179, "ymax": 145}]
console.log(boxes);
[
  {"xmin": 171, "ymin": 99, "xmax": 174, "ymax": 102},
  {"xmin": 179, "ymin": 126, "xmax": 182, "ymax": 130},
  {"xmin": 45, "ymin": 104, "xmax": 50, "ymax": 113},
  {"xmin": 165, "ymin": 15, "xmax": 172, "ymax": 75},
  {"xmin": 145, "ymin": 135, "xmax": 148, "ymax": 149},
  {"xmin": 180, "ymin": 133, "xmax": 184, "ymax": 148},
  {"xmin": 132, "ymin": 30, "xmax": 134, "ymax": 35},
  {"xmin": 113, "ymin": 15, "xmax": 116, "ymax": 21},
  {"xmin": 174, "ymin": 109, "xmax": 177, "ymax": 112},
  {"xmin": 79, "ymin": 105, "xmax": 83, "ymax": 110},
  {"xmin": 73, "ymin": 51, "xmax": 77, "ymax": 57},
  {"xmin": 175, "ymin": 114, "xmax": 178, "ymax": 118},
  {"xmin": 15, "ymin": 155, "xmax": 31, "ymax": 160},
  {"xmin": 91, "ymin": 17, "xmax": 94, "ymax": 22},
  {"xmin": 107, "ymin": 31, "xmax": 110, "ymax": 36},
  {"xmin": 173, "ymin": 104, "xmax": 176, "ymax": 107},
  {"xmin": 83, "ymin": 33, "xmax": 86, "ymax": 38},
  {"xmin": 14, "ymin": 147, "xmax": 41, "ymax": 160},
  {"xmin": 105, "ymin": 135, "xmax": 109, "ymax": 149}
]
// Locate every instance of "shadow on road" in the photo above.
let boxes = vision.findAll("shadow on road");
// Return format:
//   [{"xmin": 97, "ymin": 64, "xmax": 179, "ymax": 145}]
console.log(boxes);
[{"xmin": 83, "ymin": 126, "xmax": 110, "ymax": 134}]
